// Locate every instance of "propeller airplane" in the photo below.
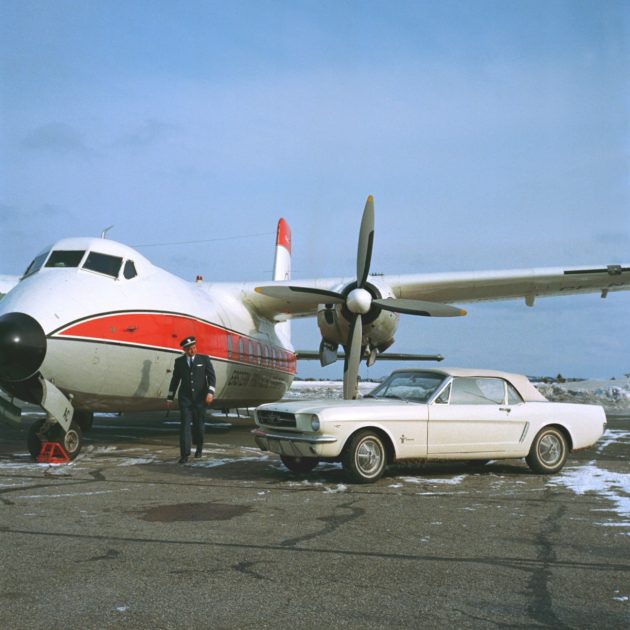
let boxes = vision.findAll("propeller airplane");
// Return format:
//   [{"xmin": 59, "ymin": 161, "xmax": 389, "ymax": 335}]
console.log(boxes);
[{"xmin": 0, "ymin": 195, "xmax": 629, "ymax": 460}]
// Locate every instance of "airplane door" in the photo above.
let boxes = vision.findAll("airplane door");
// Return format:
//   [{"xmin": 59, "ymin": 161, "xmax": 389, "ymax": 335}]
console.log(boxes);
[{"xmin": 428, "ymin": 377, "xmax": 527, "ymax": 455}]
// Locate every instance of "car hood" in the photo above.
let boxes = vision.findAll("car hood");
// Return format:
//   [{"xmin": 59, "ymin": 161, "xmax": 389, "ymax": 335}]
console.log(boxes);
[{"xmin": 257, "ymin": 397, "xmax": 413, "ymax": 415}]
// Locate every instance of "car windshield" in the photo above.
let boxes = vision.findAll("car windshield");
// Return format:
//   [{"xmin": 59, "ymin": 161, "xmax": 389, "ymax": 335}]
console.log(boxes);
[{"xmin": 366, "ymin": 371, "xmax": 446, "ymax": 403}]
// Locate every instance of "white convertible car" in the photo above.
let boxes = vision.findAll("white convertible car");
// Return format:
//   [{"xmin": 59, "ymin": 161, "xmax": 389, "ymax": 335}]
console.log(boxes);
[{"xmin": 253, "ymin": 368, "xmax": 607, "ymax": 483}]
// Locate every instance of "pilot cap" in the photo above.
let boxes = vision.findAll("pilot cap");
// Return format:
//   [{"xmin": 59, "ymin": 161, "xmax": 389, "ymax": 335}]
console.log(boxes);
[{"xmin": 180, "ymin": 336, "xmax": 196, "ymax": 349}]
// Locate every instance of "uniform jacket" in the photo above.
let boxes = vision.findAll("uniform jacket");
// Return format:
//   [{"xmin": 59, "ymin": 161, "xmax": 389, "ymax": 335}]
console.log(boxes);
[{"xmin": 167, "ymin": 354, "xmax": 216, "ymax": 404}]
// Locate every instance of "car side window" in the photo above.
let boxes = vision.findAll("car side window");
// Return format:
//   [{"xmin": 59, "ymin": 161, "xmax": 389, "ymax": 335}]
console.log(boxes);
[
  {"xmin": 507, "ymin": 382, "xmax": 523, "ymax": 404},
  {"xmin": 434, "ymin": 382, "xmax": 451, "ymax": 404},
  {"xmin": 450, "ymin": 377, "xmax": 505, "ymax": 405}
]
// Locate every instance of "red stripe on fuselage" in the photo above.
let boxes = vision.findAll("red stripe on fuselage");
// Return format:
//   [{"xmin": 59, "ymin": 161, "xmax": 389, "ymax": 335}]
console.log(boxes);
[{"xmin": 53, "ymin": 312, "xmax": 296, "ymax": 373}]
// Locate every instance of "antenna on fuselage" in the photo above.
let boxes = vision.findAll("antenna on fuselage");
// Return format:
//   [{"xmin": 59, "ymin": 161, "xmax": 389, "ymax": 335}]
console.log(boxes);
[{"xmin": 100, "ymin": 225, "xmax": 114, "ymax": 239}]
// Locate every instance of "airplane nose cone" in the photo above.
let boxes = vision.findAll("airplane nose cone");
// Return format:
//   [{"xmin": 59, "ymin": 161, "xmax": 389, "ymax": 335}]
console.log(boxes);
[{"xmin": 0, "ymin": 312, "xmax": 47, "ymax": 382}]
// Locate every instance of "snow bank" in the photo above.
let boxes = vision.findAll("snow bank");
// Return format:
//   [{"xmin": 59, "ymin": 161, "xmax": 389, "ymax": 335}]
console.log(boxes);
[{"xmin": 534, "ymin": 376, "xmax": 630, "ymax": 410}]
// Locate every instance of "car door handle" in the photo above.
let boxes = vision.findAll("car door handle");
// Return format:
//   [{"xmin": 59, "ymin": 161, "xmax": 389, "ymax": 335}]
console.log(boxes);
[{"xmin": 499, "ymin": 407, "xmax": 511, "ymax": 413}]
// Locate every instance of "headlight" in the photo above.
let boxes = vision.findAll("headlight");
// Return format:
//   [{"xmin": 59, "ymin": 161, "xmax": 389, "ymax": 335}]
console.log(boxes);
[{"xmin": 311, "ymin": 414, "xmax": 320, "ymax": 431}]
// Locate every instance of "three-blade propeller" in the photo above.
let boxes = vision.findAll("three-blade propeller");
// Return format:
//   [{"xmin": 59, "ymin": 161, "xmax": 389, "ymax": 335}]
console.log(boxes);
[{"xmin": 256, "ymin": 196, "xmax": 466, "ymax": 399}]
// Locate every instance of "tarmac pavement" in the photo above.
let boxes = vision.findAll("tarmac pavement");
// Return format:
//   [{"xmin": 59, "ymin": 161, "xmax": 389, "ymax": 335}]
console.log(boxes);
[{"xmin": 1, "ymin": 411, "xmax": 628, "ymax": 629}]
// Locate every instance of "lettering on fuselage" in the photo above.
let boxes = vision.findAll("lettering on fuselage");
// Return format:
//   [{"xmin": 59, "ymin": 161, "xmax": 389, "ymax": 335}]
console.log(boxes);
[
  {"xmin": 228, "ymin": 369, "xmax": 252, "ymax": 387},
  {"xmin": 226, "ymin": 368, "xmax": 287, "ymax": 392}
]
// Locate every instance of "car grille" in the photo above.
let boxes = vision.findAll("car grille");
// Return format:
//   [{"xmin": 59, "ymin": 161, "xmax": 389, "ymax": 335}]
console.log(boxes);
[{"xmin": 257, "ymin": 410, "xmax": 297, "ymax": 428}]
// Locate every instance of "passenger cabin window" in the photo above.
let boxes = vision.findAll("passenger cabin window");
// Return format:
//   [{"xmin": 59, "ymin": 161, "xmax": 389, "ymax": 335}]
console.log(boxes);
[
  {"xmin": 45, "ymin": 250, "xmax": 85, "ymax": 268},
  {"xmin": 22, "ymin": 251, "xmax": 50, "ymax": 278},
  {"xmin": 123, "ymin": 260, "xmax": 137, "ymax": 279},
  {"xmin": 83, "ymin": 252, "xmax": 123, "ymax": 278},
  {"xmin": 450, "ymin": 377, "xmax": 506, "ymax": 405}
]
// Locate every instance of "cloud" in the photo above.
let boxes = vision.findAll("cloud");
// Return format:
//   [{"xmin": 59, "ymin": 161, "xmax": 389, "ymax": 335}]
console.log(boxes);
[
  {"xmin": 22, "ymin": 123, "xmax": 93, "ymax": 156},
  {"xmin": 115, "ymin": 118, "xmax": 177, "ymax": 148}
]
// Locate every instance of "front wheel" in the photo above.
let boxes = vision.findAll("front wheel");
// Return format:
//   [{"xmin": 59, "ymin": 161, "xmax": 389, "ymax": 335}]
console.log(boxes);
[
  {"xmin": 526, "ymin": 427, "xmax": 568, "ymax": 474},
  {"xmin": 51, "ymin": 422, "xmax": 83, "ymax": 460},
  {"xmin": 342, "ymin": 430, "xmax": 387, "ymax": 483},
  {"xmin": 280, "ymin": 455, "xmax": 319, "ymax": 474}
]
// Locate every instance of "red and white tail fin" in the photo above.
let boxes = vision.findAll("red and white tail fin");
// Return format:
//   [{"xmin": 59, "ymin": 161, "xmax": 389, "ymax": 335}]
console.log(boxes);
[
  {"xmin": 273, "ymin": 218, "xmax": 291, "ymax": 282},
  {"xmin": 273, "ymin": 218, "xmax": 292, "ymax": 346}
]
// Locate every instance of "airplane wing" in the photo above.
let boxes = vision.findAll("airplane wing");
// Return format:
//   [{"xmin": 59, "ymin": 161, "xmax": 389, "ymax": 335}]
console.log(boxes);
[
  {"xmin": 242, "ymin": 263, "xmax": 630, "ymax": 320},
  {"xmin": 0, "ymin": 275, "xmax": 20, "ymax": 299},
  {"xmin": 385, "ymin": 263, "xmax": 630, "ymax": 305}
]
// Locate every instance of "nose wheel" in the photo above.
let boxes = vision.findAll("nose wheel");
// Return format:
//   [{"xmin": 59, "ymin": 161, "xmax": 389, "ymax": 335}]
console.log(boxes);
[{"xmin": 27, "ymin": 418, "xmax": 83, "ymax": 460}]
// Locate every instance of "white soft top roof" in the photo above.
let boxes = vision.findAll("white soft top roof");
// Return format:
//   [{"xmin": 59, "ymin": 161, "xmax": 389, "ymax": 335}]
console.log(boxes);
[{"xmin": 392, "ymin": 367, "xmax": 547, "ymax": 402}]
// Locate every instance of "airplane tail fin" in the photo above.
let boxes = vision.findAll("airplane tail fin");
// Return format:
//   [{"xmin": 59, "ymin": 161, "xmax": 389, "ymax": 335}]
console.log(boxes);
[
  {"xmin": 273, "ymin": 218, "xmax": 292, "ymax": 346},
  {"xmin": 272, "ymin": 218, "xmax": 291, "ymax": 281}
]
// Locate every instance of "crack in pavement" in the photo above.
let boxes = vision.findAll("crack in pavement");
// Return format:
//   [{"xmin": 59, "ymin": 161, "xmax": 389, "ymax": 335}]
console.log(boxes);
[{"xmin": 280, "ymin": 500, "xmax": 365, "ymax": 547}]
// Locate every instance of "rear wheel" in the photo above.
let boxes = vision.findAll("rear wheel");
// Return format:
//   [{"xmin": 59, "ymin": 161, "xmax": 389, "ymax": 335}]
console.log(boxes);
[
  {"xmin": 526, "ymin": 427, "xmax": 568, "ymax": 474},
  {"xmin": 280, "ymin": 455, "xmax": 319, "ymax": 474},
  {"xmin": 342, "ymin": 430, "xmax": 387, "ymax": 483}
]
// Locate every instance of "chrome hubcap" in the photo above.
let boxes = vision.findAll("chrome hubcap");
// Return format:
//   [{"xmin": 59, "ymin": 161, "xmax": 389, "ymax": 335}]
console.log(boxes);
[
  {"xmin": 539, "ymin": 433, "xmax": 562, "ymax": 465},
  {"xmin": 356, "ymin": 438, "xmax": 383, "ymax": 475}
]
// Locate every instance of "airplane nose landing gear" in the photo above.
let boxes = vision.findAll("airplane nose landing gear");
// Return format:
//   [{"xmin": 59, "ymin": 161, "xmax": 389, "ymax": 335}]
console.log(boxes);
[
  {"xmin": 0, "ymin": 312, "xmax": 47, "ymax": 382},
  {"xmin": 27, "ymin": 418, "xmax": 83, "ymax": 461}
]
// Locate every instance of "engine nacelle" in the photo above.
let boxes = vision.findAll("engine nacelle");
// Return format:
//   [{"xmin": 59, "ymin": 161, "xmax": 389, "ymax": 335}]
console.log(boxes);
[{"xmin": 316, "ymin": 278, "xmax": 400, "ymax": 356}]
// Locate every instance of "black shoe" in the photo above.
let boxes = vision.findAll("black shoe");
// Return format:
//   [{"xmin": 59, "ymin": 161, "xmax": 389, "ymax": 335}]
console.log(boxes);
[
  {"xmin": 194, "ymin": 449, "xmax": 202, "ymax": 459},
  {"xmin": 178, "ymin": 456, "xmax": 188, "ymax": 464}
]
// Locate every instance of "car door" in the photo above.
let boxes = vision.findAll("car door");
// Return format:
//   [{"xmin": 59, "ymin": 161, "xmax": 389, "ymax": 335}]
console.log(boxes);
[{"xmin": 427, "ymin": 377, "xmax": 527, "ymax": 455}]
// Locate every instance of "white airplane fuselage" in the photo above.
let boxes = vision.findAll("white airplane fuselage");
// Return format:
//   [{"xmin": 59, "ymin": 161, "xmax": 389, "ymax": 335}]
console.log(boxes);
[{"xmin": 0, "ymin": 237, "xmax": 296, "ymax": 412}]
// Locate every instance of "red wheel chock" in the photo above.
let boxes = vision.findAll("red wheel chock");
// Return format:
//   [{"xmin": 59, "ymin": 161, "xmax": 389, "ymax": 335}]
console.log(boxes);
[{"xmin": 37, "ymin": 442, "xmax": 70, "ymax": 464}]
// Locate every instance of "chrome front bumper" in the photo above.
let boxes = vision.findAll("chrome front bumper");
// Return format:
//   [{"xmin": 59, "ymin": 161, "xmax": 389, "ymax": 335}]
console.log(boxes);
[{"xmin": 252, "ymin": 428, "xmax": 338, "ymax": 458}]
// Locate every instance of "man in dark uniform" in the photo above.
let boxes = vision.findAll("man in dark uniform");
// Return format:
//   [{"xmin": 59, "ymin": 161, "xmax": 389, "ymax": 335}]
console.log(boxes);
[{"xmin": 166, "ymin": 336, "xmax": 216, "ymax": 464}]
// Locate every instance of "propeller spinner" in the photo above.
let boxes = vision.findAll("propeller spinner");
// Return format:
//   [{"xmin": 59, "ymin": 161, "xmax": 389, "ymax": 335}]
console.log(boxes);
[{"xmin": 256, "ymin": 196, "xmax": 466, "ymax": 399}]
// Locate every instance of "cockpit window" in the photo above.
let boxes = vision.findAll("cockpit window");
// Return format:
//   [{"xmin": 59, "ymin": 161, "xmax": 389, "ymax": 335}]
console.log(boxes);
[
  {"xmin": 82, "ymin": 252, "xmax": 123, "ymax": 278},
  {"xmin": 45, "ymin": 250, "xmax": 86, "ymax": 268},
  {"xmin": 22, "ymin": 251, "xmax": 50, "ymax": 278},
  {"xmin": 123, "ymin": 260, "xmax": 137, "ymax": 279}
]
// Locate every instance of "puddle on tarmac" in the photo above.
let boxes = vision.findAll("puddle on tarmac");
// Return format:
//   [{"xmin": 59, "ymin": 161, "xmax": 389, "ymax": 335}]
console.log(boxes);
[{"xmin": 135, "ymin": 501, "xmax": 252, "ymax": 522}]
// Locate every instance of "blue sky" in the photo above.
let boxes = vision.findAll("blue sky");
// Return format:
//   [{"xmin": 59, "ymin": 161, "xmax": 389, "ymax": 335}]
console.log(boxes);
[{"xmin": 1, "ymin": 0, "xmax": 628, "ymax": 378}]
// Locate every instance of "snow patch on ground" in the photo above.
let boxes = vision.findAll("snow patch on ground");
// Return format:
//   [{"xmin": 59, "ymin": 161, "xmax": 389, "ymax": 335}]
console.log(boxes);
[
  {"xmin": 397, "ymin": 474, "xmax": 467, "ymax": 486},
  {"xmin": 596, "ymin": 430, "xmax": 630, "ymax": 453},
  {"xmin": 547, "ymin": 463, "xmax": 630, "ymax": 532}
]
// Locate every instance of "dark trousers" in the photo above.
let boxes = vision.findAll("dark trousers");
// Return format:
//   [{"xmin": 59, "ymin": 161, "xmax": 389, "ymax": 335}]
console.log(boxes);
[{"xmin": 179, "ymin": 401, "xmax": 205, "ymax": 457}]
